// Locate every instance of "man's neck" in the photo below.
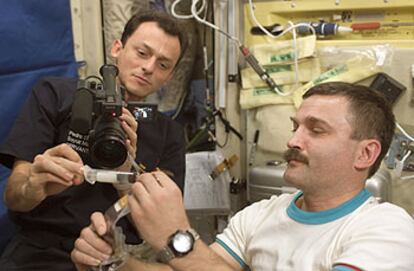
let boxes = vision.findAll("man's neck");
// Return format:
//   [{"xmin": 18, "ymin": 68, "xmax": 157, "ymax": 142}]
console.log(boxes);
[{"xmin": 297, "ymin": 187, "xmax": 364, "ymax": 212}]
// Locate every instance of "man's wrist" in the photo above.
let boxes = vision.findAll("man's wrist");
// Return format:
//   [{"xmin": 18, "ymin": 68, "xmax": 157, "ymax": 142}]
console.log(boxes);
[
  {"xmin": 23, "ymin": 180, "xmax": 45, "ymax": 203},
  {"xmin": 156, "ymin": 228, "xmax": 200, "ymax": 264}
]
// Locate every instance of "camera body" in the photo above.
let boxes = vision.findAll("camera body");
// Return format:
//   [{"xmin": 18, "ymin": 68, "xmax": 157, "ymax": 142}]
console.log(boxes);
[
  {"xmin": 68, "ymin": 64, "xmax": 127, "ymax": 169},
  {"xmin": 68, "ymin": 64, "xmax": 157, "ymax": 169}
]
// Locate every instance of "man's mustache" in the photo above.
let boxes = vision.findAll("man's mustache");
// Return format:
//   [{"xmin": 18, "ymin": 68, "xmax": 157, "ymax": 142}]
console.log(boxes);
[{"xmin": 283, "ymin": 148, "xmax": 309, "ymax": 164}]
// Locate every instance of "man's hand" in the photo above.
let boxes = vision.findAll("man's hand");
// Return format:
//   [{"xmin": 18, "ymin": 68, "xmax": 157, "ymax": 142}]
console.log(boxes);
[
  {"xmin": 4, "ymin": 143, "xmax": 84, "ymax": 212},
  {"xmin": 27, "ymin": 143, "xmax": 84, "ymax": 201},
  {"xmin": 71, "ymin": 212, "xmax": 113, "ymax": 270},
  {"xmin": 128, "ymin": 171, "xmax": 191, "ymax": 251}
]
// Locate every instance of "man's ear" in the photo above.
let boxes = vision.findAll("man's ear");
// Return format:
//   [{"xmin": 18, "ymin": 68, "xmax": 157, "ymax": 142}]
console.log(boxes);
[
  {"xmin": 110, "ymin": 39, "xmax": 123, "ymax": 58},
  {"xmin": 354, "ymin": 139, "xmax": 381, "ymax": 170}
]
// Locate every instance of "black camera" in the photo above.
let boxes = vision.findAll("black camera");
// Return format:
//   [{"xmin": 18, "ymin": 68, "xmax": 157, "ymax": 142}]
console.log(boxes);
[
  {"xmin": 68, "ymin": 64, "xmax": 127, "ymax": 169},
  {"xmin": 68, "ymin": 64, "xmax": 157, "ymax": 168}
]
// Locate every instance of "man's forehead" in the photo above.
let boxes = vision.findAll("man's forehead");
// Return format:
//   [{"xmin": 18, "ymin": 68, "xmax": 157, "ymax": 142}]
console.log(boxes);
[
  {"xmin": 295, "ymin": 95, "xmax": 351, "ymax": 124},
  {"xmin": 133, "ymin": 21, "xmax": 179, "ymax": 41},
  {"xmin": 300, "ymin": 95, "xmax": 349, "ymax": 112},
  {"xmin": 130, "ymin": 22, "xmax": 181, "ymax": 62}
]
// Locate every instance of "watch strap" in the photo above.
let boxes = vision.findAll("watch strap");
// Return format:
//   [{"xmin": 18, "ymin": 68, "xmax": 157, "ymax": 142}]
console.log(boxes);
[
  {"xmin": 187, "ymin": 228, "xmax": 200, "ymax": 241},
  {"xmin": 157, "ymin": 228, "xmax": 200, "ymax": 263},
  {"xmin": 157, "ymin": 245, "xmax": 176, "ymax": 264}
]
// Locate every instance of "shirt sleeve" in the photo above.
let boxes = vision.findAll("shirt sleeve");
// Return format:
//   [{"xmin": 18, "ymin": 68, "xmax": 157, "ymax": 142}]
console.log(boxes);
[
  {"xmin": 215, "ymin": 198, "xmax": 273, "ymax": 269},
  {"xmin": 0, "ymin": 77, "xmax": 73, "ymax": 167},
  {"xmin": 333, "ymin": 203, "xmax": 414, "ymax": 271}
]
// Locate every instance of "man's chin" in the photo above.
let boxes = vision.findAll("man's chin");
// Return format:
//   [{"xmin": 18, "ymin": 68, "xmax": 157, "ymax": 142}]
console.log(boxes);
[
  {"xmin": 124, "ymin": 86, "xmax": 150, "ymax": 101},
  {"xmin": 283, "ymin": 167, "xmax": 304, "ymax": 184}
]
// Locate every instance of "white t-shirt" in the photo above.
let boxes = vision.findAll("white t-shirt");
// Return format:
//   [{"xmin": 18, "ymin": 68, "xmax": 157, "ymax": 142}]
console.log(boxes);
[{"xmin": 216, "ymin": 189, "xmax": 414, "ymax": 271}]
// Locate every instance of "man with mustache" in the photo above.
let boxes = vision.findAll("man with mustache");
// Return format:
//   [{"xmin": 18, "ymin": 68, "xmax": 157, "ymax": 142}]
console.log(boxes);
[
  {"xmin": 73, "ymin": 82, "xmax": 414, "ymax": 270},
  {"xmin": 0, "ymin": 10, "xmax": 187, "ymax": 270}
]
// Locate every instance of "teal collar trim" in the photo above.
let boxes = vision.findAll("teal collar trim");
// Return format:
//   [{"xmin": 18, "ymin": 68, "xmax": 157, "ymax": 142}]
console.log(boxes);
[{"xmin": 287, "ymin": 188, "xmax": 372, "ymax": 225}]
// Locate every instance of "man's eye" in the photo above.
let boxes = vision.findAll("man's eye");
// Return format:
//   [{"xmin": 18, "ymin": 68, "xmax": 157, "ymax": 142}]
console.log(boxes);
[
  {"xmin": 311, "ymin": 128, "xmax": 324, "ymax": 134},
  {"xmin": 159, "ymin": 62, "xmax": 170, "ymax": 70},
  {"xmin": 137, "ymin": 50, "xmax": 148, "ymax": 57}
]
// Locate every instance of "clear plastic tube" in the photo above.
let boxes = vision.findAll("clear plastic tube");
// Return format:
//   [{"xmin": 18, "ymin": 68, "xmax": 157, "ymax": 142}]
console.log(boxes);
[{"xmin": 83, "ymin": 165, "xmax": 136, "ymax": 185}]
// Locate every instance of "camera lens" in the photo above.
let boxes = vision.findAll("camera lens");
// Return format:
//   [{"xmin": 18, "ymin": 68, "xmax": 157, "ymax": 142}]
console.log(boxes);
[{"xmin": 89, "ymin": 116, "xmax": 127, "ymax": 168}]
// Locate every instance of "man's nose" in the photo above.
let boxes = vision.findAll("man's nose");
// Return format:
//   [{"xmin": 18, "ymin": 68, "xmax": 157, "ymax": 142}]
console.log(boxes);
[
  {"xmin": 142, "ymin": 57, "xmax": 156, "ymax": 73},
  {"xmin": 287, "ymin": 128, "xmax": 304, "ymax": 150}
]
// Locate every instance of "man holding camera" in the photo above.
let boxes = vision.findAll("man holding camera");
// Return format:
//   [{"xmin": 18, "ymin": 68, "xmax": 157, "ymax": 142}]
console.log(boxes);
[{"xmin": 0, "ymin": 10, "xmax": 186, "ymax": 270}]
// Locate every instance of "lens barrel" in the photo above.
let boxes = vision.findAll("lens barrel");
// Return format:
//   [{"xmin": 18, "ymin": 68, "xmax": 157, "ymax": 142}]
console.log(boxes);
[{"xmin": 89, "ymin": 116, "xmax": 127, "ymax": 168}]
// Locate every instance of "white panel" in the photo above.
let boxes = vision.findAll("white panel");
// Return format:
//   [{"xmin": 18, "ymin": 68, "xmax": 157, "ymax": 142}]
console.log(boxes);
[{"xmin": 70, "ymin": 0, "xmax": 105, "ymax": 77}]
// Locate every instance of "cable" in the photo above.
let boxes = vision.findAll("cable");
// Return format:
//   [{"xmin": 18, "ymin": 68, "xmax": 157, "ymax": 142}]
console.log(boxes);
[
  {"xmin": 171, "ymin": 1, "xmax": 320, "ymax": 96},
  {"xmin": 398, "ymin": 150, "xmax": 413, "ymax": 180},
  {"xmin": 247, "ymin": 0, "xmax": 317, "ymax": 94},
  {"xmin": 401, "ymin": 174, "xmax": 414, "ymax": 180},
  {"xmin": 213, "ymin": 129, "xmax": 229, "ymax": 148},
  {"xmin": 190, "ymin": 0, "xmax": 239, "ymax": 44},
  {"xmin": 392, "ymin": 123, "xmax": 414, "ymax": 180},
  {"xmin": 171, "ymin": 0, "xmax": 205, "ymax": 19},
  {"xmin": 396, "ymin": 122, "xmax": 414, "ymax": 142},
  {"xmin": 238, "ymin": 45, "xmax": 285, "ymax": 95},
  {"xmin": 401, "ymin": 149, "xmax": 412, "ymax": 164},
  {"xmin": 171, "ymin": 1, "xmax": 240, "ymax": 55},
  {"xmin": 171, "ymin": 0, "xmax": 286, "ymax": 95},
  {"xmin": 247, "ymin": 0, "xmax": 316, "ymax": 38},
  {"xmin": 170, "ymin": 0, "xmax": 210, "ymax": 120},
  {"xmin": 214, "ymin": 110, "xmax": 232, "ymax": 148}
]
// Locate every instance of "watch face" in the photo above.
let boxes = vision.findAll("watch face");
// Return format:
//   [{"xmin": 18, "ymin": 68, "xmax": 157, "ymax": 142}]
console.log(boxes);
[{"xmin": 172, "ymin": 232, "xmax": 193, "ymax": 253}]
